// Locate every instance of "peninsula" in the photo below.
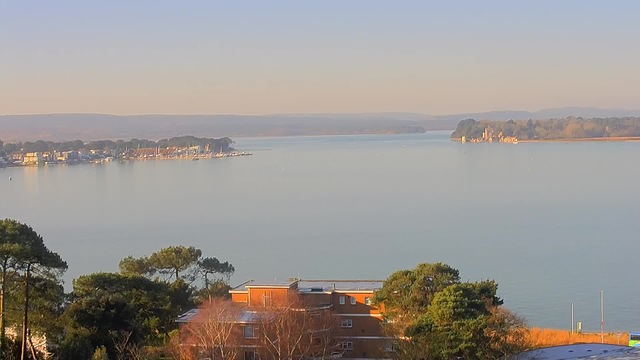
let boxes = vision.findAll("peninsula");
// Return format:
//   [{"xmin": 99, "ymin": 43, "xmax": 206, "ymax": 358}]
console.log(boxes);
[
  {"xmin": 0, "ymin": 135, "xmax": 247, "ymax": 167},
  {"xmin": 451, "ymin": 117, "xmax": 640, "ymax": 143}
]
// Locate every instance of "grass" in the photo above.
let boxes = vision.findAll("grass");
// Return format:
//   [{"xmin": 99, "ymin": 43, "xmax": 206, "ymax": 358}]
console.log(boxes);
[{"xmin": 526, "ymin": 328, "xmax": 629, "ymax": 348}]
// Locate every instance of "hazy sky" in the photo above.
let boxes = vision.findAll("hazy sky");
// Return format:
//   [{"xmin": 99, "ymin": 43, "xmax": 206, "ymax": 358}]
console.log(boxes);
[{"xmin": 2, "ymin": 1, "xmax": 640, "ymax": 115}]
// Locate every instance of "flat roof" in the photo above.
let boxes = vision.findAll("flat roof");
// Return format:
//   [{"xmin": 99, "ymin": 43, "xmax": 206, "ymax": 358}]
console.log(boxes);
[
  {"xmin": 176, "ymin": 309, "xmax": 259, "ymax": 324},
  {"xmin": 513, "ymin": 344, "xmax": 637, "ymax": 360},
  {"xmin": 231, "ymin": 279, "xmax": 297, "ymax": 292},
  {"xmin": 230, "ymin": 279, "xmax": 384, "ymax": 293},
  {"xmin": 175, "ymin": 309, "xmax": 199, "ymax": 323},
  {"xmin": 298, "ymin": 280, "xmax": 383, "ymax": 292},
  {"xmin": 245, "ymin": 280, "xmax": 297, "ymax": 287}
]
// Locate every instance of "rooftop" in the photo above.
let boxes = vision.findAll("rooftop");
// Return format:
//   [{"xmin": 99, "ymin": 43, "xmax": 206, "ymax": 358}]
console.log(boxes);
[
  {"xmin": 230, "ymin": 279, "xmax": 383, "ymax": 293},
  {"xmin": 176, "ymin": 309, "xmax": 259, "ymax": 324},
  {"xmin": 245, "ymin": 280, "xmax": 298, "ymax": 288},
  {"xmin": 513, "ymin": 344, "xmax": 638, "ymax": 360},
  {"xmin": 230, "ymin": 279, "xmax": 297, "ymax": 292},
  {"xmin": 298, "ymin": 280, "xmax": 383, "ymax": 292}
]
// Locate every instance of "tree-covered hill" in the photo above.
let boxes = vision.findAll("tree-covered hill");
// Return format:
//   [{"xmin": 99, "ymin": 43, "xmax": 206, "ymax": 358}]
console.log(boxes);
[
  {"xmin": 0, "ymin": 135, "xmax": 234, "ymax": 155},
  {"xmin": 450, "ymin": 117, "xmax": 640, "ymax": 141}
]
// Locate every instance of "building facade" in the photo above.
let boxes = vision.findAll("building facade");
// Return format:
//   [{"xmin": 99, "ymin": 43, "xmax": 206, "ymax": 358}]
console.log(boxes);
[
  {"xmin": 22, "ymin": 152, "xmax": 43, "ymax": 165},
  {"xmin": 178, "ymin": 278, "xmax": 388, "ymax": 360}
]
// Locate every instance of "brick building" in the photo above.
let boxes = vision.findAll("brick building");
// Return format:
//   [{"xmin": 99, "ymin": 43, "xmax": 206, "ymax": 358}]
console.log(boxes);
[{"xmin": 177, "ymin": 278, "xmax": 388, "ymax": 360}]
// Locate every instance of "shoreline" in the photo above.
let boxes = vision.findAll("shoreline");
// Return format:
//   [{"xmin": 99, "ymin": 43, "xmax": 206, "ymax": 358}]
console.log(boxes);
[
  {"xmin": 522, "ymin": 136, "xmax": 640, "ymax": 143},
  {"xmin": 451, "ymin": 136, "xmax": 640, "ymax": 143},
  {"xmin": 0, "ymin": 152, "xmax": 252, "ymax": 169}
]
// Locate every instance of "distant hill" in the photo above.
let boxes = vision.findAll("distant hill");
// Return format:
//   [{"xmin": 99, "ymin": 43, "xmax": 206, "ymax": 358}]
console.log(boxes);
[
  {"xmin": 0, "ymin": 114, "xmax": 434, "ymax": 142},
  {"xmin": 428, "ymin": 107, "xmax": 640, "ymax": 121},
  {"xmin": 2, "ymin": 107, "xmax": 639, "ymax": 141}
]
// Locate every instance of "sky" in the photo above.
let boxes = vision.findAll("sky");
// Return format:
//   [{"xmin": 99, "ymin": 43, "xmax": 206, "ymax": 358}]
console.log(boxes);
[{"xmin": 1, "ymin": 0, "xmax": 640, "ymax": 115}]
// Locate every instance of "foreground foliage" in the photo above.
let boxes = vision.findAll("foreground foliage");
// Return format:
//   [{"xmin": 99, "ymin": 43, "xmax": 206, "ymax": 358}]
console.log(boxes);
[
  {"xmin": 1, "ymin": 218, "xmax": 235, "ymax": 360},
  {"xmin": 374, "ymin": 262, "xmax": 529, "ymax": 360},
  {"xmin": 2, "ymin": 220, "xmax": 545, "ymax": 360}
]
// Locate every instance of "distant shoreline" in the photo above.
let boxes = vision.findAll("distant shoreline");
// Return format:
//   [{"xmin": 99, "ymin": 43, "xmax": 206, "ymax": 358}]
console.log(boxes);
[
  {"xmin": 451, "ymin": 136, "xmax": 640, "ymax": 143},
  {"xmin": 521, "ymin": 136, "xmax": 640, "ymax": 143}
]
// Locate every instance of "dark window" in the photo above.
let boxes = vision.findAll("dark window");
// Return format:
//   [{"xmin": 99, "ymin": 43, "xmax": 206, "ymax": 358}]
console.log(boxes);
[
  {"xmin": 631, "ymin": 334, "xmax": 640, "ymax": 341},
  {"xmin": 243, "ymin": 326, "xmax": 256, "ymax": 338}
]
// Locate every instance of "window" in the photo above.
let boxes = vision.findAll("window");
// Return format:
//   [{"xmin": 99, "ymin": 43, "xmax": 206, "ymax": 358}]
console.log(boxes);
[
  {"xmin": 341, "ymin": 342, "xmax": 353, "ymax": 350},
  {"xmin": 384, "ymin": 342, "xmax": 396, "ymax": 352},
  {"xmin": 339, "ymin": 296, "xmax": 345, "ymax": 305},
  {"xmin": 350, "ymin": 296, "xmax": 356, "ymax": 305},
  {"xmin": 263, "ymin": 291, "xmax": 272, "ymax": 307},
  {"xmin": 243, "ymin": 326, "xmax": 257, "ymax": 339},
  {"xmin": 364, "ymin": 297, "xmax": 372, "ymax": 305},
  {"xmin": 244, "ymin": 351, "xmax": 258, "ymax": 360},
  {"xmin": 340, "ymin": 319, "xmax": 353, "ymax": 328}
]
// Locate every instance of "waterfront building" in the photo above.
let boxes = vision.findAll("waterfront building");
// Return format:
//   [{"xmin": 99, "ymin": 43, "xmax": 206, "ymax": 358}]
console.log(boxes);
[
  {"xmin": 22, "ymin": 152, "xmax": 43, "ymax": 165},
  {"xmin": 62, "ymin": 151, "xmax": 79, "ymax": 161}
]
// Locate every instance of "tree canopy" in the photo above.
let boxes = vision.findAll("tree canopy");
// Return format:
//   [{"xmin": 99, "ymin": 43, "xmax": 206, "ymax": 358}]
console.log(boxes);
[
  {"xmin": 0, "ymin": 221, "xmax": 236, "ymax": 360},
  {"xmin": 373, "ymin": 262, "xmax": 460, "ymax": 317},
  {"xmin": 376, "ymin": 262, "xmax": 526, "ymax": 360},
  {"xmin": 120, "ymin": 246, "xmax": 203, "ymax": 283},
  {"xmin": 451, "ymin": 116, "xmax": 640, "ymax": 141},
  {"xmin": 0, "ymin": 219, "xmax": 67, "ymax": 360},
  {"xmin": 1, "ymin": 136, "xmax": 235, "ymax": 155}
]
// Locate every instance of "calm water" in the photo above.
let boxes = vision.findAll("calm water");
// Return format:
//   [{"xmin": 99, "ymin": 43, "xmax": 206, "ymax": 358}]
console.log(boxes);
[{"xmin": 1, "ymin": 131, "xmax": 639, "ymax": 332}]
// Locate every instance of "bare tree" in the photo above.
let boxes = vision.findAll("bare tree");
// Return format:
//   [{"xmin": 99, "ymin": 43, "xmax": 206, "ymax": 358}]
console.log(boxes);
[
  {"xmin": 182, "ymin": 298, "xmax": 245, "ymax": 360},
  {"xmin": 256, "ymin": 293, "xmax": 339, "ymax": 360},
  {"xmin": 165, "ymin": 330, "xmax": 192, "ymax": 360},
  {"xmin": 481, "ymin": 307, "xmax": 531, "ymax": 360}
]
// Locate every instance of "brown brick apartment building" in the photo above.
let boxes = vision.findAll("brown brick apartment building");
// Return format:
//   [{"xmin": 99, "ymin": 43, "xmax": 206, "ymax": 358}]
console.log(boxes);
[{"xmin": 177, "ymin": 278, "xmax": 389, "ymax": 360}]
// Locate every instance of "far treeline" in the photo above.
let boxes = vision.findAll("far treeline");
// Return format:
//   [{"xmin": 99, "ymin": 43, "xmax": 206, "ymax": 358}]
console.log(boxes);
[
  {"xmin": 450, "ymin": 116, "xmax": 640, "ymax": 140},
  {"xmin": 0, "ymin": 136, "xmax": 235, "ymax": 155}
]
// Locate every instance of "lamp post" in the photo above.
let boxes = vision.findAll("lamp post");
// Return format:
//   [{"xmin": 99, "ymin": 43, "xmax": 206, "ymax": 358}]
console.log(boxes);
[
  {"xmin": 601, "ymin": 290, "xmax": 604, "ymax": 344},
  {"xmin": 571, "ymin": 303, "xmax": 574, "ymax": 335}
]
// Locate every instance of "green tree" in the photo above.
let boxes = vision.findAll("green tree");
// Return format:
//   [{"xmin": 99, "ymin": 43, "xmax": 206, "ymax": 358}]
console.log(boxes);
[
  {"xmin": 373, "ymin": 262, "xmax": 460, "ymax": 318},
  {"xmin": 197, "ymin": 257, "xmax": 234, "ymax": 302},
  {"xmin": 17, "ymin": 225, "xmax": 67, "ymax": 360},
  {"xmin": 63, "ymin": 272, "xmax": 183, "ymax": 358},
  {"xmin": 147, "ymin": 246, "xmax": 202, "ymax": 282},
  {"xmin": 0, "ymin": 219, "xmax": 67, "ymax": 359},
  {"xmin": 118, "ymin": 256, "xmax": 155, "ymax": 277},
  {"xmin": 4, "ymin": 274, "xmax": 66, "ymax": 350},
  {"xmin": 0, "ymin": 219, "xmax": 27, "ymax": 353},
  {"xmin": 404, "ymin": 281, "xmax": 502, "ymax": 360},
  {"xmin": 2, "ymin": 143, "xmax": 17, "ymax": 154},
  {"xmin": 377, "ymin": 263, "xmax": 526, "ymax": 360},
  {"xmin": 196, "ymin": 281, "xmax": 232, "ymax": 304},
  {"xmin": 58, "ymin": 335, "xmax": 94, "ymax": 360}
]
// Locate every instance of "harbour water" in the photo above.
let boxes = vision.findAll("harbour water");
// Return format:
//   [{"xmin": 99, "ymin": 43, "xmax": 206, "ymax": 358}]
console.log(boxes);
[{"xmin": 1, "ymin": 131, "xmax": 639, "ymax": 332}]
